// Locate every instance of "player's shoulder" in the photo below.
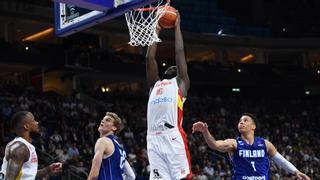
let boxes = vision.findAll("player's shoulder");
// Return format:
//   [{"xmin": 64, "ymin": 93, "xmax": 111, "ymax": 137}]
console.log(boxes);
[
  {"xmin": 9, "ymin": 141, "xmax": 29, "ymax": 152},
  {"xmin": 226, "ymin": 138, "xmax": 237, "ymax": 142},
  {"xmin": 226, "ymin": 138, "xmax": 237, "ymax": 148},
  {"xmin": 8, "ymin": 141, "xmax": 29, "ymax": 161},
  {"xmin": 234, "ymin": 137, "xmax": 244, "ymax": 143},
  {"xmin": 234, "ymin": 137, "xmax": 246, "ymax": 148},
  {"xmin": 263, "ymin": 139, "xmax": 273, "ymax": 146},
  {"xmin": 96, "ymin": 136, "xmax": 113, "ymax": 146},
  {"xmin": 262, "ymin": 138, "xmax": 276, "ymax": 151}
]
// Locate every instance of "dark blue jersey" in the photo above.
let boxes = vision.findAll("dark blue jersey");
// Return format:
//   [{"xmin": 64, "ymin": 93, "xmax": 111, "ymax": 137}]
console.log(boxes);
[
  {"xmin": 230, "ymin": 137, "xmax": 269, "ymax": 180},
  {"xmin": 98, "ymin": 135, "xmax": 126, "ymax": 180}
]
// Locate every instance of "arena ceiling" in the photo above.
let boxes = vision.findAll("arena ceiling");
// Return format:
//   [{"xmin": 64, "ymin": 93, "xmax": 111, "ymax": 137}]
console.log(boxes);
[
  {"xmin": 1, "ymin": 0, "xmax": 320, "ymax": 65},
  {"xmin": 217, "ymin": 0, "xmax": 320, "ymax": 37}
]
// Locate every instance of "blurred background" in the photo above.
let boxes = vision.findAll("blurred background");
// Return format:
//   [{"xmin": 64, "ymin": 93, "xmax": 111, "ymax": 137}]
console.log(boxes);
[{"xmin": 0, "ymin": 0, "xmax": 319, "ymax": 179}]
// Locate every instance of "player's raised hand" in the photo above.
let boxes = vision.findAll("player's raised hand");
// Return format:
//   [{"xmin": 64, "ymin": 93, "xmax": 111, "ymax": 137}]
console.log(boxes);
[
  {"xmin": 295, "ymin": 171, "xmax": 310, "ymax": 180},
  {"xmin": 174, "ymin": 11, "xmax": 180, "ymax": 28},
  {"xmin": 156, "ymin": 23, "xmax": 162, "ymax": 33},
  {"xmin": 192, "ymin": 121, "xmax": 208, "ymax": 133},
  {"xmin": 49, "ymin": 162, "xmax": 63, "ymax": 174}
]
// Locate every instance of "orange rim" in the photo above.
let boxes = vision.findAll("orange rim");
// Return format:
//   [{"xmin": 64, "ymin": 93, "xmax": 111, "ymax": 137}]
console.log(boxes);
[
  {"xmin": 133, "ymin": 0, "xmax": 171, "ymax": 11},
  {"xmin": 134, "ymin": 5, "xmax": 165, "ymax": 11}
]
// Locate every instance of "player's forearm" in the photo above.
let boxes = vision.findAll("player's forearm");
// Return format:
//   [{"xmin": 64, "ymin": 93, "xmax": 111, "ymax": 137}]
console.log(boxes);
[
  {"xmin": 146, "ymin": 56, "xmax": 158, "ymax": 74},
  {"xmin": 146, "ymin": 42, "xmax": 158, "ymax": 59},
  {"xmin": 5, "ymin": 172, "xmax": 19, "ymax": 180},
  {"xmin": 146, "ymin": 42, "xmax": 160, "ymax": 87},
  {"xmin": 146, "ymin": 28, "xmax": 160, "ymax": 59},
  {"xmin": 202, "ymin": 130, "xmax": 218, "ymax": 150},
  {"xmin": 146, "ymin": 57, "xmax": 159, "ymax": 87},
  {"xmin": 88, "ymin": 159, "xmax": 102, "ymax": 180},
  {"xmin": 5, "ymin": 161, "xmax": 24, "ymax": 180},
  {"xmin": 87, "ymin": 175, "xmax": 99, "ymax": 180},
  {"xmin": 124, "ymin": 160, "xmax": 136, "ymax": 180},
  {"xmin": 36, "ymin": 166, "xmax": 50, "ymax": 178},
  {"xmin": 146, "ymin": 51, "xmax": 158, "ymax": 71},
  {"xmin": 174, "ymin": 25, "xmax": 189, "ymax": 86},
  {"xmin": 175, "ymin": 25, "xmax": 184, "ymax": 53},
  {"xmin": 271, "ymin": 152, "xmax": 298, "ymax": 174},
  {"xmin": 88, "ymin": 169, "xmax": 99, "ymax": 180},
  {"xmin": 146, "ymin": 30, "xmax": 159, "ymax": 73}
]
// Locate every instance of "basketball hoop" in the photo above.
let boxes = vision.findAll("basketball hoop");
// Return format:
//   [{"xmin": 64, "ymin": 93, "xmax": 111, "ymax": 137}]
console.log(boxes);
[{"xmin": 125, "ymin": 0, "xmax": 170, "ymax": 46}]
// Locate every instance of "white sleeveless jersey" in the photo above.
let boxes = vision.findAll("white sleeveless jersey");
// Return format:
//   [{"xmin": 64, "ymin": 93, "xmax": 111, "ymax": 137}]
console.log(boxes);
[
  {"xmin": 147, "ymin": 77, "xmax": 186, "ymax": 132},
  {"xmin": 1, "ymin": 137, "xmax": 38, "ymax": 180}
]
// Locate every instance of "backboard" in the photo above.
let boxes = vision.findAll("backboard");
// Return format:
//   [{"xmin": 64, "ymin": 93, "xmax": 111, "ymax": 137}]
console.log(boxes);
[{"xmin": 54, "ymin": 0, "xmax": 157, "ymax": 37}]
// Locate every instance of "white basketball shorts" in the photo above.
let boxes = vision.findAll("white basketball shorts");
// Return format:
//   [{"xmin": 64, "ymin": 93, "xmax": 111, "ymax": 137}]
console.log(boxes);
[{"xmin": 147, "ymin": 128, "xmax": 192, "ymax": 180}]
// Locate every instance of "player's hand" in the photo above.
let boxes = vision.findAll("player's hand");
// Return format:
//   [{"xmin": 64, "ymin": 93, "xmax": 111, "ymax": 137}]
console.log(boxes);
[
  {"xmin": 192, "ymin": 121, "xmax": 208, "ymax": 133},
  {"xmin": 295, "ymin": 171, "xmax": 310, "ymax": 180},
  {"xmin": 156, "ymin": 23, "xmax": 162, "ymax": 34},
  {"xmin": 174, "ymin": 11, "xmax": 180, "ymax": 28},
  {"xmin": 49, "ymin": 162, "xmax": 63, "ymax": 174}
]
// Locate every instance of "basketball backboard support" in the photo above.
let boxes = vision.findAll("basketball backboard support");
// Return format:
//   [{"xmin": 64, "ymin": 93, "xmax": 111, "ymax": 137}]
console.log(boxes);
[{"xmin": 54, "ymin": 0, "xmax": 157, "ymax": 37}]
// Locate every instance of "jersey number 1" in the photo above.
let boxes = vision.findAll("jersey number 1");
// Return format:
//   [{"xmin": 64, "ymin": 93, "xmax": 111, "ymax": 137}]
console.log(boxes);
[{"xmin": 251, "ymin": 161, "xmax": 256, "ymax": 172}]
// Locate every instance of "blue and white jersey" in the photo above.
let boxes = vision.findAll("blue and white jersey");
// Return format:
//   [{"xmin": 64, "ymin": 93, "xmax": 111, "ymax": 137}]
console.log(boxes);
[
  {"xmin": 230, "ymin": 137, "xmax": 269, "ymax": 180},
  {"xmin": 98, "ymin": 135, "xmax": 126, "ymax": 180}
]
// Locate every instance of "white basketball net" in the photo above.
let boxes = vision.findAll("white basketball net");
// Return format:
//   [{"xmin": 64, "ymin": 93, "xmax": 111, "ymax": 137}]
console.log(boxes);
[{"xmin": 125, "ymin": 0, "xmax": 169, "ymax": 46}]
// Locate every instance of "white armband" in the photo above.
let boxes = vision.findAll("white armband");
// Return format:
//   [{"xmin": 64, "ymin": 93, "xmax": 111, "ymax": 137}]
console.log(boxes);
[
  {"xmin": 123, "ymin": 160, "xmax": 136, "ymax": 180},
  {"xmin": 271, "ymin": 152, "xmax": 298, "ymax": 174}
]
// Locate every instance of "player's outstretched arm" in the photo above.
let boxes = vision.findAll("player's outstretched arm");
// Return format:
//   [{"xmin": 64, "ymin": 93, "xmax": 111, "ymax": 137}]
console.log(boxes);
[
  {"xmin": 123, "ymin": 160, "xmax": 136, "ymax": 180},
  {"xmin": 265, "ymin": 140, "xmax": 310, "ymax": 180},
  {"xmin": 88, "ymin": 138, "xmax": 113, "ymax": 180},
  {"xmin": 146, "ymin": 25, "xmax": 161, "ymax": 88},
  {"xmin": 37, "ymin": 162, "xmax": 62, "ymax": 178},
  {"xmin": 192, "ymin": 121, "xmax": 236, "ymax": 153},
  {"xmin": 5, "ymin": 142, "xmax": 29, "ymax": 180},
  {"xmin": 174, "ymin": 12, "xmax": 190, "ymax": 97}
]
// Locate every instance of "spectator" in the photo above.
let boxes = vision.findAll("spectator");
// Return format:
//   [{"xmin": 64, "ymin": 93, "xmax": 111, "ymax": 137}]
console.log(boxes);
[
  {"xmin": 50, "ymin": 129, "xmax": 63, "ymax": 144},
  {"xmin": 0, "ymin": 81, "xmax": 319, "ymax": 179},
  {"xmin": 203, "ymin": 161, "xmax": 215, "ymax": 178},
  {"xmin": 68, "ymin": 142, "xmax": 80, "ymax": 159}
]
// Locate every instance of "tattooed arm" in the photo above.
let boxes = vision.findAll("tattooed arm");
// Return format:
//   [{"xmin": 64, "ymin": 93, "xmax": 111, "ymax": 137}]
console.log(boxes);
[
  {"xmin": 5, "ymin": 142, "xmax": 29, "ymax": 180},
  {"xmin": 36, "ymin": 162, "xmax": 62, "ymax": 178},
  {"xmin": 36, "ymin": 167, "xmax": 50, "ymax": 178}
]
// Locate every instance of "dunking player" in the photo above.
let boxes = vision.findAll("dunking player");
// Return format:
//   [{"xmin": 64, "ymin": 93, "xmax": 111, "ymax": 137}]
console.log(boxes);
[
  {"xmin": 192, "ymin": 113, "xmax": 310, "ymax": 180},
  {"xmin": 0, "ymin": 111, "xmax": 62, "ymax": 180},
  {"xmin": 146, "ymin": 12, "xmax": 192, "ymax": 179},
  {"xmin": 87, "ymin": 112, "xmax": 135, "ymax": 180}
]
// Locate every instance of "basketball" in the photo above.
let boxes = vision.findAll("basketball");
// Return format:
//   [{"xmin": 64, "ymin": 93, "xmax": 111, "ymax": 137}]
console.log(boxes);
[{"xmin": 158, "ymin": 6, "xmax": 177, "ymax": 29}]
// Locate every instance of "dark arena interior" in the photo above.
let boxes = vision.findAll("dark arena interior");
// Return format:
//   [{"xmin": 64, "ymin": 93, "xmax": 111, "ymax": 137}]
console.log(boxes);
[{"xmin": 0, "ymin": 0, "xmax": 320, "ymax": 179}]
